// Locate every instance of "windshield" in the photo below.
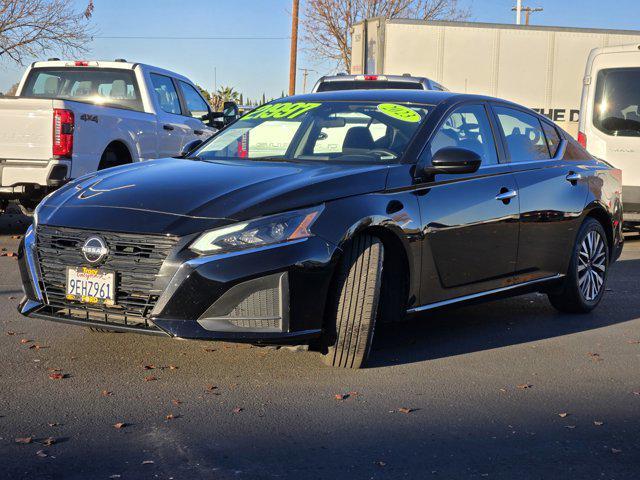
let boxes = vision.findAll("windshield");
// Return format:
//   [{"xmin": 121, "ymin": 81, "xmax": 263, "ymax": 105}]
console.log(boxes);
[
  {"xmin": 193, "ymin": 100, "xmax": 431, "ymax": 163},
  {"xmin": 593, "ymin": 68, "xmax": 640, "ymax": 137},
  {"xmin": 21, "ymin": 67, "xmax": 143, "ymax": 112}
]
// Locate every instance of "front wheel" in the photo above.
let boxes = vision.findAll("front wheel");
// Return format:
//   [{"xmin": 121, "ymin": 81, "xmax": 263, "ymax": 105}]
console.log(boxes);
[
  {"xmin": 322, "ymin": 235, "xmax": 384, "ymax": 369},
  {"xmin": 548, "ymin": 218, "xmax": 609, "ymax": 313}
]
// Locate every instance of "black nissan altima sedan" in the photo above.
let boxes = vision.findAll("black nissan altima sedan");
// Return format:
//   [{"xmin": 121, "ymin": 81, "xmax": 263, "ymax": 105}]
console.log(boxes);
[{"xmin": 18, "ymin": 90, "xmax": 623, "ymax": 368}]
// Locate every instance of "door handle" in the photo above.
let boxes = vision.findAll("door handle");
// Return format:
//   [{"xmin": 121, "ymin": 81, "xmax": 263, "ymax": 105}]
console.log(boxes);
[
  {"xmin": 495, "ymin": 189, "xmax": 518, "ymax": 202},
  {"xmin": 566, "ymin": 172, "xmax": 582, "ymax": 183},
  {"xmin": 163, "ymin": 124, "xmax": 174, "ymax": 131},
  {"xmin": 193, "ymin": 129, "xmax": 204, "ymax": 136}
]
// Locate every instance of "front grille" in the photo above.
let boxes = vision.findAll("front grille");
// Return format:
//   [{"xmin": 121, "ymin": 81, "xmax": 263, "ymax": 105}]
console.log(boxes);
[{"xmin": 35, "ymin": 225, "xmax": 178, "ymax": 329}]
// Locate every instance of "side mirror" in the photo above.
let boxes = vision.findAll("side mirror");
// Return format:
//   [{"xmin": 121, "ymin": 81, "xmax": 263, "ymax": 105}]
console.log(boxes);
[
  {"xmin": 426, "ymin": 147, "xmax": 482, "ymax": 175},
  {"xmin": 222, "ymin": 101, "xmax": 239, "ymax": 125}
]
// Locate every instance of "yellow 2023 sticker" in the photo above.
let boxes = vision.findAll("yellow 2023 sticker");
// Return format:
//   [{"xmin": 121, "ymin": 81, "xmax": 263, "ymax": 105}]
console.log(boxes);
[
  {"xmin": 377, "ymin": 103, "xmax": 421, "ymax": 123},
  {"xmin": 243, "ymin": 102, "xmax": 322, "ymax": 120}
]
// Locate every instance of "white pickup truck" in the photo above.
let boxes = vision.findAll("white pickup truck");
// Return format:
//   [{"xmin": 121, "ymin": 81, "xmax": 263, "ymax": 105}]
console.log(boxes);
[{"xmin": 0, "ymin": 59, "xmax": 236, "ymax": 209}]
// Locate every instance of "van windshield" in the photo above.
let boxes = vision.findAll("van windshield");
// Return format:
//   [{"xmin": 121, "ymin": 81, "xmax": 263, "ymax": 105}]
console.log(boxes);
[
  {"xmin": 21, "ymin": 67, "xmax": 143, "ymax": 112},
  {"xmin": 193, "ymin": 100, "xmax": 430, "ymax": 164},
  {"xmin": 593, "ymin": 68, "xmax": 640, "ymax": 137}
]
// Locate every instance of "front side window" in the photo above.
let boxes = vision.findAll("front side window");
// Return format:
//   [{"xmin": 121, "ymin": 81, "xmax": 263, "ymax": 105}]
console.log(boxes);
[
  {"xmin": 193, "ymin": 101, "xmax": 431, "ymax": 163},
  {"xmin": 428, "ymin": 104, "xmax": 499, "ymax": 165},
  {"xmin": 150, "ymin": 73, "xmax": 181, "ymax": 115},
  {"xmin": 179, "ymin": 81, "xmax": 209, "ymax": 118},
  {"xmin": 22, "ymin": 68, "xmax": 143, "ymax": 111},
  {"xmin": 593, "ymin": 68, "xmax": 640, "ymax": 137},
  {"xmin": 494, "ymin": 106, "xmax": 550, "ymax": 162}
]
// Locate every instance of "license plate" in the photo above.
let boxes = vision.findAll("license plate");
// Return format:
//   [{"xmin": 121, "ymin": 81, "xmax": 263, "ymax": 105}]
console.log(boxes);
[{"xmin": 66, "ymin": 266, "xmax": 116, "ymax": 306}]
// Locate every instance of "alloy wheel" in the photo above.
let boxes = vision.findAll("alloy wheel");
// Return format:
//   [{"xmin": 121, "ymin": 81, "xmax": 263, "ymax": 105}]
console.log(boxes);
[{"xmin": 577, "ymin": 230, "xmax": 606, "ymax": 301}]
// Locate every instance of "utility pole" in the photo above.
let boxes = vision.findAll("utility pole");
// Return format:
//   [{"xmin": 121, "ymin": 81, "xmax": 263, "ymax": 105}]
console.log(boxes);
[
  {"xmin": 289, "ymin": 0, "xmax": 299, "ymax": 96},
  {"xmin": 299, "ymin": 68, "xmax": 316, "ymax": 93},
  {"xmin": 512, "ymin": 4, "xmax": 543, "ymax": 25}
]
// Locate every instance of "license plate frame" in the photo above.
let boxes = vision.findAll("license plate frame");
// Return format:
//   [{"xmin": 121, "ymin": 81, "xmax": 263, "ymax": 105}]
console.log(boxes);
[{"xmin": 65, "ymin": 266, "xmax": 116, "ymax": 306}]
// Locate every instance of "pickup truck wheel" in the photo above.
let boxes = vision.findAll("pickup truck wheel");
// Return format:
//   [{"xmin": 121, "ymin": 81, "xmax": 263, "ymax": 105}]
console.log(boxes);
[
  {"xmin": 322, "ymin": 235, "xmax": 384, "ymax": 369},
  {"xmin": 99, "ymin": 143, "xmax": 131, "ymax": 170}
]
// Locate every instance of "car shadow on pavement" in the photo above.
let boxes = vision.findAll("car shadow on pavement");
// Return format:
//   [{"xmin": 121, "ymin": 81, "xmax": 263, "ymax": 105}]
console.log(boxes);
[
  {"xmin": 368, "ymin": 258, "xmax": 640, "ymax": 368},
  {"xmin": 0, "ymin": 205, "xmax": 31, "ymax": 235}
]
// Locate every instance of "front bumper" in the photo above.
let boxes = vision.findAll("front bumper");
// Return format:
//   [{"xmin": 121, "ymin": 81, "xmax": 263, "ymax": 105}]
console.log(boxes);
[{"xmin": 18, "ymin": 227, "xmax": 338, "ymax": 344}]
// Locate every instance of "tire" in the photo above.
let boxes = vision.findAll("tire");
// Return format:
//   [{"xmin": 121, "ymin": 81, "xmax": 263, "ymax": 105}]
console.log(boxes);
[
  {"xmin": 99, "ymin": 149, "xmax": 120, "ymax": 170},
  {"xmin": 323, "ymin": 235, "xmax": 384, "ymax": 369},
  {"xmin": 548, "ymin": 218, "xmax": 609, "ymax": 313}
]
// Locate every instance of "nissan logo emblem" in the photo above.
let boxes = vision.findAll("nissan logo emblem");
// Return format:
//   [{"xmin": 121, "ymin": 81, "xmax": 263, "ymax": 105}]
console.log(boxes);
[{"xmin": 81, "ymin": 236, "xmax": 109, "ymax": 263}]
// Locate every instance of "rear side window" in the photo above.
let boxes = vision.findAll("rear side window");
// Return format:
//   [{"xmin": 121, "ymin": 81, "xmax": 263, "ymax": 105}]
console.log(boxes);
[
  {"xmin": 22, "ymin": 68, "xmax": 143, "ymax": 111},
  {"xmin": 593, "ymin": 68, "xmax": 640, "ymax": 137},
  {"xmin": 494, "ymin": 106, "xmax": 550, "ymax": 162},
  {"xmin": 541, "ymin": 122, "xmax": 561, "ymax": 157},
  {"xmin": 563, "ymin": 138, "xmax": 590, "ymax": 161},
  {"xmin": 316, "ymin": 81, "xmax": 423, "ymax": 92},
  {"xmin": 150, "ymin": 73, "xmax": 181, "ymax": 115}
]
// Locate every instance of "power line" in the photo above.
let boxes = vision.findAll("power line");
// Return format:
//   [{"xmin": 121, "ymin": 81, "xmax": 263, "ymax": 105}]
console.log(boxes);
[{"xmin": 93, "ymin": 35, "xmax": 291, "ymax": 40}]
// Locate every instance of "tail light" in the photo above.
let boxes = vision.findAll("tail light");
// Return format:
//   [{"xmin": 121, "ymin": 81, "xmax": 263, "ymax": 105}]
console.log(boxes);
[
  {"xmin": 577, "ymin": 131, "xmax": 587, "ymax": 149},
  {"xmin": 53, "ymin": 109, "xmax": 74, "ymax": 158},
  {"xmin": 74, "ymin": 61, "xmax": 89, "ymax": 66},
  {"xmin": 355, "ymin": 75, "xmax": 388, "ymax": 81}
]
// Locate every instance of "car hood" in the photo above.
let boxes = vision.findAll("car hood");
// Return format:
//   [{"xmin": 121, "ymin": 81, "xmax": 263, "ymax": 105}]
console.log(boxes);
[{"xmin": 38, "ymin": 157, "xmax": 390, "ymax": 235}]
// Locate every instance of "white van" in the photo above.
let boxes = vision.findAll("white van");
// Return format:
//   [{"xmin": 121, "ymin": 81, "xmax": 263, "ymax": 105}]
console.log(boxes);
[{"xmin": 579, "ymin": 44, "xmax": 640, "ymax": 227}]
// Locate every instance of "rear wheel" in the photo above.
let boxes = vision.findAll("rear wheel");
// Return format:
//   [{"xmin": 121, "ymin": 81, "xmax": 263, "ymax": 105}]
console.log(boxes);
[
  {"xmin": 322, "ymin": 235, "xmax": 384, "ymax": 369},
  {"xmin": 548, "ymin": 218, "xmax": 609, "ymax": 313}
]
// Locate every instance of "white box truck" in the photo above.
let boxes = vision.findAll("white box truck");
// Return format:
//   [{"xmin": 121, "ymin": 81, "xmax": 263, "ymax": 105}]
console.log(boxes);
[{"xmin": 351, "ymin": 18, "xmax": 640, "ymax": 137}]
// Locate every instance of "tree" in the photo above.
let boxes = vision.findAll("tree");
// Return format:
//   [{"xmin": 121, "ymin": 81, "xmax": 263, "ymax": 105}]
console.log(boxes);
[
  {"xmin": 302, "ymin": 0, "xmax": 469, "ymax": 72},
  {"xmin": 211, "ymin": 86, "xmax": 240, "ymax": 110},
  {"xmin": 196, "ymin": 84, "xmax": 212, "ymax": 104},
  {"xmin": 4, "ymin": 82, "xmax": 19, "ymax": 96},
  {"xmin": 0, "ymin": 0, "xmax": 95, "ymax": 65}
]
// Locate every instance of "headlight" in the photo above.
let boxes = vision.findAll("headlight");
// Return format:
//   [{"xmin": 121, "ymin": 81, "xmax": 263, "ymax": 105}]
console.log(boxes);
[{"xmin": 189, "ymin": 206, "xmax": 323, "ymax": 255}]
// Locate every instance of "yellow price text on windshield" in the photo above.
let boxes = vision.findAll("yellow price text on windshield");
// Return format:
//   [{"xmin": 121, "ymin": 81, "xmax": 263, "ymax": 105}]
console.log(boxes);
[
  {"xmin": 377, "ymin": 103, "xmax": 422, "ymax": 123},
  {"xmin": 243, "ymin": 102, "xmax": 322, "ymax": 120}
]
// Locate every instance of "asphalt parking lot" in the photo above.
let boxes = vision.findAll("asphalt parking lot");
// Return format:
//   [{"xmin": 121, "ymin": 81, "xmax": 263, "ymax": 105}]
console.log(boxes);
[{"xmin": 0, "ymin": 210, "xmax": 638, "ymax": 480}]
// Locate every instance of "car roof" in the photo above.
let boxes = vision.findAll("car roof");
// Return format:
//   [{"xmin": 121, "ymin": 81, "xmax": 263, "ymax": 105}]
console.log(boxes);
[{"xmin": 283, "ymin": 89, "xmax": 508, "ymax": 106}]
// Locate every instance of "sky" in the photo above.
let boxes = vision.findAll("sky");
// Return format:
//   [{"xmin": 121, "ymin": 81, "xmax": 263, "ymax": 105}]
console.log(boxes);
[{"xmin": 0, "ymin": 0, "xmax": 639, "ymax": 100}]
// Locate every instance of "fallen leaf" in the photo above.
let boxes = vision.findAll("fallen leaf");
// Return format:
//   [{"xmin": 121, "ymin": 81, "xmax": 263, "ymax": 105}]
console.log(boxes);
[
  {"xmin": 203, "ymin": 348, "xmax": 216, "ymax": 352},
  {"xmin": 499, "ymin": 388, "xmax": 507, "ymax": 393},
  {"xmin": 20, "ymin": 338, "xmax": 31, "ymax": 344},
  {"xmin": 141, "ymin": 460, "xmax": 154, "ymax": 465},
  {"xmin": 334, "ymin": 393, "xmax": 349, "ymax": 401},
  {"xmin": 588, "ymin": 352, "xmax": 603, "ymax": 361},
  {"xmin": 171, "ymin": 399, "xmax": 182, "ymax": 406},
  {"xmin": 232, "ymin": 407, "xmax": 243, "ymax": 414},
  {"xmin": 48, "ymin": 373, "xmax": 66, "ymax": 380},
  {"xmin": 611, "ymin": 448, "xmax": 622, "ymax": 454},
  {"xmin": 142, "ymin": 365, "xmax": 155, "ymax": 370},
  {"xmin": 15, "ymin": 437, "xmax": 32, "ymax": 444},
  {"xmin": 47, "ymin": 422, "xmax": 59, "ymax": 427},
  {"xmin": 6, "ymin": 331, "xmax": 15, "ymax": 336},
  {"xmin": 594, "ymin": 421, "xmax": 604, "ymax": 426},
  {"xmin": 29, "ymin": 344, "xmax": 47, "ymax": 350},
  {"xmin": 398, "ymin": 407, "xmax": 415, "ymax": 414},
  {"xmin": 8, "ymin": 296, "xmax": 16, "ymax": 300},
  {"xmin": 558, "ymin": 413, "xmax": 569, "ymax": 418},
  {"xmin": 634, "ymin": 391, "xmax": 640, "ymax": 396},
  {"xmin": 144, "ymin": 376, "xmax": 157, "ymax": 382},
  {"xmin": 516, "ymin": 384, "xmax": 533, "ymax": 390},
  {"xmin": 168, "ymin": 365, "xmax": 178, "ymax": 370},
  {"xmin": 113, "ymin": 422, "xmax": 127, "ymax": 429},
  {"xmin": 101, "ymin": 390, "xmax": 113, "ymax": 397},
  {"xmin": 375, "ymin": 461, "xmax": 386, "ymax": 467},
  {"xmin": 42, "ymin": 437, "xmax": 55, "ymax": 446},
  {"xmin": 35, "ymin": 450, "xmax": 48, "ymax": 458},
  {"xmin": 205, "ymin": 385, "xmax": 218, "ymax": 391},
  {"xmin": 165, "ymin": 413, "xmax": 177, "ymax": 420}
]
